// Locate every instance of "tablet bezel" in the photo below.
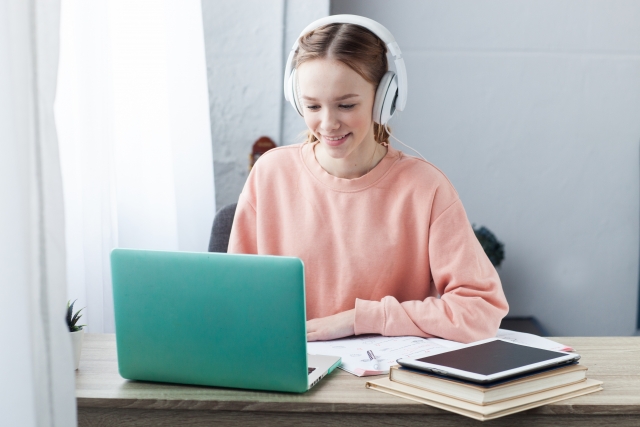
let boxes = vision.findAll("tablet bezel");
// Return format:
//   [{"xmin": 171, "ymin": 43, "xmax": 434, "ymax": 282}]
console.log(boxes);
[{"xmin": 396, "ymin": 338, "xmax": 581, "ymax": 384}]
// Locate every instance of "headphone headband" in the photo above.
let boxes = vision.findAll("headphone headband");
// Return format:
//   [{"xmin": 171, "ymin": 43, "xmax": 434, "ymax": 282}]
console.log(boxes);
[{"xmin": 283, "ymin": 14, "xmax": 407, "ymax": 112}]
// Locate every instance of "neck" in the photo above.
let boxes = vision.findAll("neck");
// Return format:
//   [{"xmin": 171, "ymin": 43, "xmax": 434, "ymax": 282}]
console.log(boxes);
[{"xmin": 313, "ymin": 132, "xmax": 388, "ymax": 179}]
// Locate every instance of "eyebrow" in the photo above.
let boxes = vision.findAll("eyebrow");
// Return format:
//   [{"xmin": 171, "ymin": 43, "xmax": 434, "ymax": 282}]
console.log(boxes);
[{"xmin": 301, "ymin": 94, "xmax": 359, "ymax": 101}]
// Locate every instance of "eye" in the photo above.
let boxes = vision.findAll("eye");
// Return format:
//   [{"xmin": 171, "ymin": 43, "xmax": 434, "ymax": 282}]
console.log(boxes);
[
  {"xmin": 340, "ymin": 104, "xmax": 356, "ymax": 109},
  {"xmin": 306, "ymin": 105, "xmax": 320, "ymax": 111}
]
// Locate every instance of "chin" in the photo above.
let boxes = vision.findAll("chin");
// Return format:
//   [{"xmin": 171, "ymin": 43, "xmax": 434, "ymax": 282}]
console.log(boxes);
[{"xmin": 316, "ymin": 133, "xmax": 359, "ymax": 156}]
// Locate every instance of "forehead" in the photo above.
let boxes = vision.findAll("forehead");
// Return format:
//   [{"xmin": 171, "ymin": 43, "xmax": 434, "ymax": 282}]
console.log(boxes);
[{"xmin": 296, "ymin": 58, "xmax": 374, "ymax": 101}]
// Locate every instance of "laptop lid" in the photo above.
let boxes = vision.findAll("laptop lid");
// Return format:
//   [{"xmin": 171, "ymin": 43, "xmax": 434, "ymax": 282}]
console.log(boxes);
[{"xmin": 111, "ymin": 249, "xmax": 309, "ymax": 393}]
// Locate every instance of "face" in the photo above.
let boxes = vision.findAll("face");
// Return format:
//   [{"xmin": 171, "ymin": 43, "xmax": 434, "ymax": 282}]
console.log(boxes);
[{"xmin": 296, "ymin": 58, "xmax": 377, "ymax": 163}]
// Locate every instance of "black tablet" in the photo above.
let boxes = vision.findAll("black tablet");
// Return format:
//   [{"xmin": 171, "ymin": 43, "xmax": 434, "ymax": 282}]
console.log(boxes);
[{"xmin": 396, "ymin": 338, "xmax": 581, "ymax": 384}]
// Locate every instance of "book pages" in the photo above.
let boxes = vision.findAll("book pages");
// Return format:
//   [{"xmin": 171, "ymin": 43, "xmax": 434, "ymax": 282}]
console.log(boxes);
[{"xmin": 366, "ymin": 377, "xmax": 603, "ymax": 421}]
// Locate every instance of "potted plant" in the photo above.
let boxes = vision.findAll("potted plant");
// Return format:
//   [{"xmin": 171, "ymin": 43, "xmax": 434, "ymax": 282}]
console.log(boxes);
[
  {"xmin": 67, "ymin": 300, "xmax": 85, "ymax": 370},
  {"xmin": 473, "ymin": 225, "xmax": 505, "ymax": 268}
]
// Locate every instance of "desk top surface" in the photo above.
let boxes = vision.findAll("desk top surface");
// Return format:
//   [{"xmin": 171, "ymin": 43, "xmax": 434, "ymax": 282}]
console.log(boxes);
[{"xmin": 76, "ymin": 334, "xmax": 640, "ymax": 415}]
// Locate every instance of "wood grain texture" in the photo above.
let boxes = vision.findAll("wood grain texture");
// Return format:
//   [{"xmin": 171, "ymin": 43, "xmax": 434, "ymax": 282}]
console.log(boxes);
[
  {"xmin": 76, "ymin": 334, "xmax": 640, "ymax": 426},
  {"xmin": 78, "ymin": 408, "xmax": 640, "ymax": 427}
]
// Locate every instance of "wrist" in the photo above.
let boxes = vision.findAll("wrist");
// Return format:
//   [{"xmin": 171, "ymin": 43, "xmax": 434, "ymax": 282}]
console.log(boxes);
[{"xmin": 354, "ymin": 298, "xmax": 385, "ymax": 335}]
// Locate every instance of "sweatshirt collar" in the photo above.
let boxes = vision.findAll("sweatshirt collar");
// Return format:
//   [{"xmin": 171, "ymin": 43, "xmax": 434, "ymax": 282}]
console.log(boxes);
[{"xmin": 300, "ymin": 141, "xmax": 401, "ymax": 192}]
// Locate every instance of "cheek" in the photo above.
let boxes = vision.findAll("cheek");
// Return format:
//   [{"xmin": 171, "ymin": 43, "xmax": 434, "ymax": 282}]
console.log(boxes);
[
  {"xmin": 345, "ymin": 110, "xmax": 371, "ymax": 133},
  {"xmin": 303, "ymin": 114, "xmax": 320, "ymax": 132}
]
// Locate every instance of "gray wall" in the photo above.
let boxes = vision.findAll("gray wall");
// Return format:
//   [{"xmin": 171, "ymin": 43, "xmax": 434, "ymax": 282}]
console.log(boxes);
[
  {"xmin": 201, "ymin": 0, "xmax": 329, "ymax": 208},
  {"xmin": 332, "ymin": 0, "xmax": 640, "ymax": 336}
]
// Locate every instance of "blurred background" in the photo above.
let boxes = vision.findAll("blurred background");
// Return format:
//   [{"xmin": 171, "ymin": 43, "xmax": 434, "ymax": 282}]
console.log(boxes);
[
  {"xmin": 52, "ymin": 0, "xmax": 640, "ymax": 338},
  {"xmin": 199, "ymin": 0, "xmax": 640, "ymax": 337}
]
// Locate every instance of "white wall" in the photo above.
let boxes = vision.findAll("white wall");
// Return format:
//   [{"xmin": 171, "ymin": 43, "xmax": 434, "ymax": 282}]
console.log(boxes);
[
  {"xmin": 201, "ymin": 0, "xmax": 329, "ymax": 208},
  {"xmin": 332, "ymin": 0, "xmax": 640, "ymax": 336}
]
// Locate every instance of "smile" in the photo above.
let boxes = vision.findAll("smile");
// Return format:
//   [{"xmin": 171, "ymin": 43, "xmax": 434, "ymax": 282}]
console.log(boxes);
[{"xmin": 322, "ymin": 133, "xmax": 351, "ymax": 146}]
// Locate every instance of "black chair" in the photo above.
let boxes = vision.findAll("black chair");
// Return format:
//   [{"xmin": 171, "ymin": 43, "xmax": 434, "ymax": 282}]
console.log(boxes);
[{"xmin": 208, "ymin": 203, "xmax": 237, "ymax": 253}]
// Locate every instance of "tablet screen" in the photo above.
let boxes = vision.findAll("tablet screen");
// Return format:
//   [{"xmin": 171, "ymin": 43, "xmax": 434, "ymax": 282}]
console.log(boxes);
[{"xmin": 415, "ymin": 340, "xmax": 569, "ymax": 375}]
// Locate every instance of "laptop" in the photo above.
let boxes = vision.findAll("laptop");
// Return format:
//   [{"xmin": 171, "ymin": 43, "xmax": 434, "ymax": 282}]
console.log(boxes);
[{"xmin": 110, "ymin": 248, "xmax": 341, "ymax": 393}]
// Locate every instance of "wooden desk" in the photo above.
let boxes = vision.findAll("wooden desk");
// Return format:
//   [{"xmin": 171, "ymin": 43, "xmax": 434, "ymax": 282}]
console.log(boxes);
[{"xmin": 76, "ymin": 334, "xmax": 640, "ymax": 426}]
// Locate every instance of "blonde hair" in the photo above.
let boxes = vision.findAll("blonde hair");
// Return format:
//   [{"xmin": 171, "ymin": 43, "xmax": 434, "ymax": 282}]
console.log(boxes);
[{"xmin": 292, "ymin": 23, "xmax": 391, "ymax": 146}]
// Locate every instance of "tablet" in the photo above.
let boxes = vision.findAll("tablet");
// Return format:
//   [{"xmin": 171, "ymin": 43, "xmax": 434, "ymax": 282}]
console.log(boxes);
[{"xmin": 396, "ymin": 338, "xmax": 581, "ymax": 384}]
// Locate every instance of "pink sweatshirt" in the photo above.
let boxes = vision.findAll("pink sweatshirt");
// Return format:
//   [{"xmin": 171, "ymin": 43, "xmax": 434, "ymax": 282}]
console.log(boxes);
[{"xmin": 228, "ymin": 142, "xmax": 509, "ymax": 343}]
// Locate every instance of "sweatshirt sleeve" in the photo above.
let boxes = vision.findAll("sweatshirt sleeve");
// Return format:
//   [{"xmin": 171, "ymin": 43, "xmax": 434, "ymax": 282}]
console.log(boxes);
[
  {"xmin": 354, "ymin": 199, "xmax": 509, "ymax": 344},
  {"xmin": 227, "ymin": 184, "xmax": 258, "ymax": 255}
]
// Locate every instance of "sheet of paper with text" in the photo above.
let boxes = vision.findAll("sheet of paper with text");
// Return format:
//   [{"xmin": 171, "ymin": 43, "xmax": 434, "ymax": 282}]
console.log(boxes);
[{"xmin": 307, "ymin": 329, "xmax": 572, "ymax": 377}]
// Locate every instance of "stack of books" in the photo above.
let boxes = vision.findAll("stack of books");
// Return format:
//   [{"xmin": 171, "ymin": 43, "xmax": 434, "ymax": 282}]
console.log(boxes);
[{"xmin": 366, "ymin": 363, "xmax": 602, "ymax": 421}]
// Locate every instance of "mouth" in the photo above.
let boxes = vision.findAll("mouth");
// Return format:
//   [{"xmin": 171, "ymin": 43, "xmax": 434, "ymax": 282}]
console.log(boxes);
[{"xmin": 322, "ymin": 133, "xmax": 351, "ymax": 147}]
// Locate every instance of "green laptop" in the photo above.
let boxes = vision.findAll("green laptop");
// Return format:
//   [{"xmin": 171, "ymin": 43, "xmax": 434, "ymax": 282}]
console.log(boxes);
[{"xmin": 110, "ymin": 249, "xmax": 341, "ymax": 393}]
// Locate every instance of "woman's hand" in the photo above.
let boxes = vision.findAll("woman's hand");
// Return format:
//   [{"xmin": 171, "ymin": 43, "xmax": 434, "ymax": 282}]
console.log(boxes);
[{"xmin": 307, "ymin": 309, "xmax": 356, "ymax": 341}]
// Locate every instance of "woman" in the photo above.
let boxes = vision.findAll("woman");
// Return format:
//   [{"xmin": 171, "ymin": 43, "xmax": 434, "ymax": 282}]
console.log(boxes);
[{"xmin": 228, "ymin": 18, "xmax": 509, "ymax": 343}]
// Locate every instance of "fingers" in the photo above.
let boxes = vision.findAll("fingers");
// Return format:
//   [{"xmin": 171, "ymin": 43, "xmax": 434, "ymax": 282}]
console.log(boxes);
[
  {"xmin": 306, "ymin": 311, "xmax": 355, "ymax": 342},
  {"xmin": 306, "ymin": 322, "xmax": 328, "ymax": 341},
  {"xmin": 307, "ymin": 330, "xmax": 336, "ymax": 342},
  {"xmin": 307, "ymin": 331, "xmax": 322, "ymax": 342},
  {"xmin": 306, "ymin": 319, "xmax": 330, "ymax": 341},
  {"xmin": 306, "ymin": 319, "xmax": 319, "ymax": 334}
]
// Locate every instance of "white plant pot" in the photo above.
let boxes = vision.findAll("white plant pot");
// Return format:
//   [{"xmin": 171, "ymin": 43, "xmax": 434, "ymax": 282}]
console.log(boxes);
[{"xmin": 70, "ymin": 329, "xmax": 85, "ymax": 370}]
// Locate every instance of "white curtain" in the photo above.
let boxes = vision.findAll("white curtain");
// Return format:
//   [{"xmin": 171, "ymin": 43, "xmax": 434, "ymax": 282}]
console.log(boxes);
[
  {"xmin": 0, "ymin": 0, "xmax": 77, "ymax": 426},
  {"xmin": 55, "ymin": 0, "xmax": 215, "ymax": 333}
]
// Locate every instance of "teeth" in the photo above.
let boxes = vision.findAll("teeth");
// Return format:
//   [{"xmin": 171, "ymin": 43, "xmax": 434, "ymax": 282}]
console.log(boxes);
[{"xmin": 326, "ymin": 134, "xmax": 347, "ymax": 141}]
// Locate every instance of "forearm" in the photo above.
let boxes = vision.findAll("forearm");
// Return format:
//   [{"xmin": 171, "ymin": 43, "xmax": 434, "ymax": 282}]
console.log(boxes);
[{"xmin": 355, "ymin": 291, "xmax": 508, "ymax": 343}]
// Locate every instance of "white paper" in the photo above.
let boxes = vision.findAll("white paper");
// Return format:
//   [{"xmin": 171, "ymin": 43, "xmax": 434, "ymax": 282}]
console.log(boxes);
[
  {"xmin": 307, "ymin": 329, "xmax": 573, "ymax": 377},
  {"xmin": 496, "ymin": 329, "xmax": 574, "ymax": 352},
  {"xmin": 307, "ymin": 334, "xmax": 451, "ymax": 376}
]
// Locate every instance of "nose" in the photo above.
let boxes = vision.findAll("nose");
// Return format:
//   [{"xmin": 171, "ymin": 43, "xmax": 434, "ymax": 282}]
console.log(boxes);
[{"xmin": 319, "ymin": 108, "xmax": 340, "ymax": 133}]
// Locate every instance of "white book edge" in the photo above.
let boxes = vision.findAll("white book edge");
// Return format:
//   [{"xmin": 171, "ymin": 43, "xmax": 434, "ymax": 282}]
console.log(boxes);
[
  {"xmin": 366, "ymin": 377, "xmax": 603, "ymax": 421},
  {"xmin": 390, "ymin": 365, "xmax": 588, "ymax": 405}
]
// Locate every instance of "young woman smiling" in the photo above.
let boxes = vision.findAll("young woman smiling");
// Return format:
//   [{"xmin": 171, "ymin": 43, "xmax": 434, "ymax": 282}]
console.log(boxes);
[{"xmin": 228, "ymin": 19, "xmax": 509, "ymax": 343}]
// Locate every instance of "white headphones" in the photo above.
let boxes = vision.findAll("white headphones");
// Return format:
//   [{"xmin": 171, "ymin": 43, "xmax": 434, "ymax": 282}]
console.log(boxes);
[{"xmin": 283, "ymin": 14, "xmax": 408, "ymax": 126}]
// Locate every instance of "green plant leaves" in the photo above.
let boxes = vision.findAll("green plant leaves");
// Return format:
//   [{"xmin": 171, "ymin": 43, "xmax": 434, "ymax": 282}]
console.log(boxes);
[
  {"xmin": 473, "ymin": 225, "xmax": 505, "ymax": 268},
  {"xmin": 66, "ymin": 299, "xmax": 85, "ymax": 332}
]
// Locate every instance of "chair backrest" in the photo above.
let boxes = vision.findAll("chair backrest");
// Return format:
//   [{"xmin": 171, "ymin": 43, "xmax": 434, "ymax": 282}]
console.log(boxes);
[{"xmin": 208, "ymin": 203, "xmax": 237, "ymax": 253}]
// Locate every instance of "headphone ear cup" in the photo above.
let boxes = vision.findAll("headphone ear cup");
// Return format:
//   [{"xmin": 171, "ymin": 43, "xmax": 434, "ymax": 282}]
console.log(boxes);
[
  {"xmin": 286, "ymin": 68, "xmax": 303, "ymax": 117},
  {"xmin": 372, "ymin": 71, "xmax": 398, "ymax": 125},
  {"xmin": 380, "ymin": 74, "xmax": 398, "ymax": 126}
]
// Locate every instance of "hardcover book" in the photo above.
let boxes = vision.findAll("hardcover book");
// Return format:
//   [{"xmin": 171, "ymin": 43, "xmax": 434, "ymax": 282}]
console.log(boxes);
[
  {"xmin": 366, "ymin": 377, "xmax": 603, "ymax": 421},
  {"xmin": 389, "ymin": 363, "xmax": 588, "ymax": 405}
]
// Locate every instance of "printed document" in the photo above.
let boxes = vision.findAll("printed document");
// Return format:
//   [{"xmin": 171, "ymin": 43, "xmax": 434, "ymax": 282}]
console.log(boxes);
[{"xmin": 307, "ymin": 329, "xmax": 573, "ymax": 377}]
